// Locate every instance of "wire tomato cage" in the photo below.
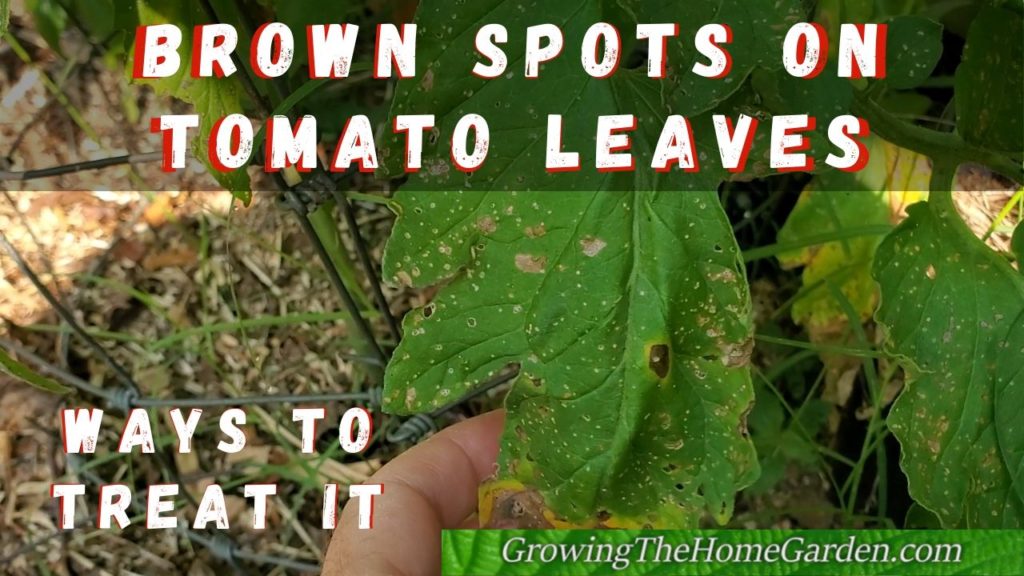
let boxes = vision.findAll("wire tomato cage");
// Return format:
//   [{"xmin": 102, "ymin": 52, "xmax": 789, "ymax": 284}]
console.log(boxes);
[{"xmin": 0, "ymin": 185, "xmax": 516, "ymax": 572}]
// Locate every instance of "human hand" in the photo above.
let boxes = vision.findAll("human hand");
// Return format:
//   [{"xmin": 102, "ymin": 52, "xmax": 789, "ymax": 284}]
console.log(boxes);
[{"xmin": 322, "ymin": 410, "xmax": 505, "ymax": 576}]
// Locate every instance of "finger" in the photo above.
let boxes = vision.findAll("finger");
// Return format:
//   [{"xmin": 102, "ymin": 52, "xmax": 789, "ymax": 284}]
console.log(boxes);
[{"xmin": 323, "ymin": 410, "xmax": 505, "ymax": 576}]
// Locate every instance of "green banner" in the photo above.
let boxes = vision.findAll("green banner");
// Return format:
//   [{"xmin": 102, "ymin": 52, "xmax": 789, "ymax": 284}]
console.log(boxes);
[{"xmin": 442, "ymin": 530, "xmax": 1024, "ymax": 575}]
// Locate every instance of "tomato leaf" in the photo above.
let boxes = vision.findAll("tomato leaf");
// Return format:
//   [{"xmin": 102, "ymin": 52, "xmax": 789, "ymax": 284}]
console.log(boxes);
[
  {"xmin": 884, "ymin": 15, "xmax": 944, "ymax": 90},
  {"xmin": 955, "ymin": 7, "xmax": 1024, "ymax": 153},
  {"xmin": 381, "ymin": 0, "xmax": 956, "ymax": 530},
  {"xmin": 777, "ymin": 140, "xmax": 929, "ymax": 335},
  {"xmin": 134, "ymin": 0, "xmax": 251, "ymax": 199},
  {"xmin": 0, "ymin": 347, "xmax": 71, "ymax": 395},
  {"xmin": 874, "ymin": 192, "xmax": 1024, "ymax": 527},
  {"xmin": 377, "ymin": 0, "xmax": 806, "ymax": 188},
  {"xmin": 383, "ymin": 192, "xmax": 758, "ymax": 528},
  {"xmin": 26, "ymin": 0, "xmax": 67, "ymax": 55}
]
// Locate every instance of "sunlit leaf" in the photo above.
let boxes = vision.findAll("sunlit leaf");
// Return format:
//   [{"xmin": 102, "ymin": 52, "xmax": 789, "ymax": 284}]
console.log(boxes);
[{"xmin": 777, "ymin": 139, "xmax": 929, "ymax": 335}]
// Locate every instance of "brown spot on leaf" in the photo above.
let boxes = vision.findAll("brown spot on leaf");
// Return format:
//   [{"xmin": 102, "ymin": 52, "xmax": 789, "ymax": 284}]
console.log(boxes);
[
  {"xmin": 648, "ymin": 344, "xmax": 670, "ymax": 379},
  {"xmin": 476, "ymin": 216, "xmax": 497, "ymax": 234},
  {"xmin": 421, "ymin": 68, "xmax": 435, "ymax": 91},
  {"xmin": 515, "ymin": 254, "xmax": 547, "ymax": 274},
  {"xmin": 719, "ymin": 338, "xmax": 753, "ymax": 368},
  {"xmin": 580, "ymin": 236, "xmax": 607, "ymax": 257},
  {"xmin": 926, "ymin": 264, "xmax": 937, "ymax": 280},
  {"xmin": 524, "ymin": 223, "xmax": 547, "ymax": 238},
  {"xmin": 484, "ymin": 489, "xmax": 554, "ymax": 529}
]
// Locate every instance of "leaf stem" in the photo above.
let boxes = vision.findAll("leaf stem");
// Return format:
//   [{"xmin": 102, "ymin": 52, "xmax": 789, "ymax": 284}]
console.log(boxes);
[{"xmin": 852, "ymin": 94, "xmax": 1023, "ymax": 184}]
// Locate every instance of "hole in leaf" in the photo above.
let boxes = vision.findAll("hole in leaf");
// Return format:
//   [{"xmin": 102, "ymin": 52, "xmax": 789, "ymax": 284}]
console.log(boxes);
[{"xmin": 648, "ymin": 343, "xmax": 670, "ymax": 379}]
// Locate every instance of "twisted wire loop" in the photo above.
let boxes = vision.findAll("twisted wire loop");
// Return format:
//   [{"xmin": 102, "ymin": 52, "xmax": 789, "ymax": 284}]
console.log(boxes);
[
  {"xmin": 386, "ymin": 413, "xmax": 439, "ymax": 444},
  {"xmin": 1, "ymin": 190, "xmax": 514, "ymax": 572},
  {"xmin": 108, "ymin": 387, "xmax": 140, "ymax": 412},
  {"xmin": 206, "ymin": 533, "xmax": 238, "ymax": 564},
  {"xmin": 366, "ymin": 386, "xmax": 384, "ymax": 408},
  {"xmin": 278, "ymin": 182, "xmax": 333, "ymax": 215}
]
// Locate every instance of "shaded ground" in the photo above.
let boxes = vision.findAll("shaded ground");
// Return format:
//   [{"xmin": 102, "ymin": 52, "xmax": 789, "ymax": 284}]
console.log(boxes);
[{"xmin": 0, "ymin": 193, "xmax": 409, "ymax": 574}]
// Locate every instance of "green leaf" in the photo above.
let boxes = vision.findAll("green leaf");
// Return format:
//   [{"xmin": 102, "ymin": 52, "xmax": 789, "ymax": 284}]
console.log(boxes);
[
  {"xmin": 1, "ymin": 0, "xmax": 10, "ymax": 37},
  {"xmin": 995, "ymin": 311, "xmax": 1024, "ymax": 515},
  {"xmin": 955, "ymin": 7, "xmax": 1024, "ymax": 153},
  {"xmin": 874, "ymin": 192, "xmax": 1024, "ymax": 527},
  {"xmin": 271, "ymin": 0, "xmax": 359, "ymax": 66},
  {"xmin": 134, "ymin": 0, "xmax": 251, "ymax": 197},
  {"xmin": 383, "ymin": 192, "xmax": 758, "ymax": 528},
  {"xmin": 777, "ymin": 140, "xmax": 928, "ymax": 335},
  {"xmin": 884, "ymin": 16, "xmax": 944, "ymax": 90},
  {"xmin": 904, "ymin": 503, "xmax": 942, "ymax": 529},
  {"xmin": 1013, "ymin": 222, "xmax": 1024, "ymax": 269},
  {"xmin": 0, "ymin": 347, "xmax": 71, "ymax": 395},
  {"xmin": 747, "ymin": 382, "xmax": 828, "ymax": 494},
  {"xmin": 69, "ymin": 0, "xmax": 116, "ymax": 42},
  {"xmin": 26, "ymin": 0, "xmax": 67, "ymax": 55},
  {"xmin": 378, "ymin": 0, "xmax": 805, "ymax": 188},
  {"xmin": 778, "ymin": 190, "xmax": 890, "ymax": 332}
]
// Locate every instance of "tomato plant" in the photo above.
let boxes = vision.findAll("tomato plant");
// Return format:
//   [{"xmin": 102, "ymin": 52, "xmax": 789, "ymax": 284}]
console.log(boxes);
[{"xmin": 376, "ymin": 0, "xmax": 1024, "ymax": 529}]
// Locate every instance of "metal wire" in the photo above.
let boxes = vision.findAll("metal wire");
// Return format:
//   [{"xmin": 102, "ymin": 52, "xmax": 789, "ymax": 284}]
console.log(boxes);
[
  {"xmin": 68, "ymin": 465, "xmax": 321, "ymax": 573},
  {"xmin": 0, "ymin": 232, "xmax": 141, "ymax": 393},
  {"xmin": 2, "ymin": 330, "xmax": 515, "ymax": 448},
  {"xmin": 0, "ymin": 152, "xmax": 164, "ymax": 181},
  {"xmin": 0, "ymin": 192, "xmax": 513, "ymax": 571},
  {"xmin": 0, "ymin": 335, "xmax": 379, "ymax": 410},
  {"xmin": 331, "ymin": 188, "xmax": 403, "ymax": 344},
  {"xmin": 283, "ymin": 190, "xmax": 389, "ymax": 366},
  {"xmin": 186, "ymin": 531, "xmax": 318, "ymax": 573},
  {"xmin": 386, "ymin": 370, "xmax": 519, "ymax": 443}
]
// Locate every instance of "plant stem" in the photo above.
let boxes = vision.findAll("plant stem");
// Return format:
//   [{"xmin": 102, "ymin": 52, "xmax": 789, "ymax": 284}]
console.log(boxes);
[
  {"xmin": 852, "ymin": 94, "xmax": 1023, "ymax": 184},
  {"xmin": 308, "ymin": 202, "xmax": 376, "ymax": 314}
]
